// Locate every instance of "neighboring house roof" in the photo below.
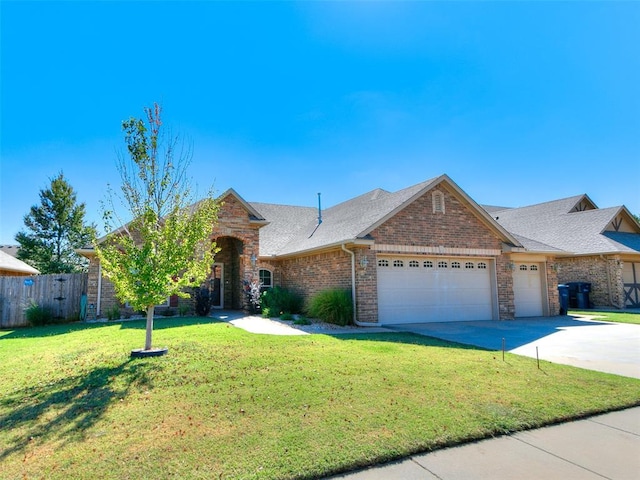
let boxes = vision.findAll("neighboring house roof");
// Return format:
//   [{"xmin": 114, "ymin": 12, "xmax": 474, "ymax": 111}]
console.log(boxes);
[
  {"xmin": 0, "ymin": 245, "xmax": 20, "ymax": 258},
  {"xmin": 0, "ymin": 250, "xmax": 40, "ymax": 275},
  {"xmin": 492, "ymin": 196, "xmax": 640, "ymax": 256},
  {"xmin": 252, "ymin": 175, "xmax": 522, "ymax": 257}
]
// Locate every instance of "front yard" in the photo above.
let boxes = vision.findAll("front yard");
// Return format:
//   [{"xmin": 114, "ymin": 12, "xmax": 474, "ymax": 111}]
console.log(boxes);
[
  {"xmin": 570, "ymin": 310, "xmax": 640, "ymax": 325},
  {"xmin": 1, "ymin": 317, "xmax": 639, "ymax": 479}
]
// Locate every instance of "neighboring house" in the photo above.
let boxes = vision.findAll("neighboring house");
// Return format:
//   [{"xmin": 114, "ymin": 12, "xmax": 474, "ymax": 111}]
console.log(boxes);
[
  {"xmin": 490, "ymin": 195, "xmax": 640, "ymax": 309},
  {"xmin": 0, "ymin": 249, "xmax": 40, "ymax": 276},
  {"xmin": 80, "ymin": 174, "xmax": 561, "ymax": 323},
  {"xmin": 0, "ymin": 245, "xmax": 21, "ymax": 259}
]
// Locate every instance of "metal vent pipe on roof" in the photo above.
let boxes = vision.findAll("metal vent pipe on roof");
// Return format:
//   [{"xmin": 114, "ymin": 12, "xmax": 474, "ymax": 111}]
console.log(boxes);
[{"xmin": 317, "ymin": 192, "xmax": 322, "ymax": 225}]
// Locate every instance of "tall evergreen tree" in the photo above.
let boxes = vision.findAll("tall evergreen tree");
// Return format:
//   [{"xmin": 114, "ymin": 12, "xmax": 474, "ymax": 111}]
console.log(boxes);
[{"xmin": 16, "ymin": 173, "xmax": 96, "ymax": 273}]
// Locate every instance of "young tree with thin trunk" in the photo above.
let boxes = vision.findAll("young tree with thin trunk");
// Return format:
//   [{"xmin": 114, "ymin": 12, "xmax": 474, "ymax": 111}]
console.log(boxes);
[
  {"xmin": 16, "ymin": 172, "xmax": 96, "ymax": 274},
  {"xmin": 95, "ymin": 103, "xmax": 219, "ymax": 354}
]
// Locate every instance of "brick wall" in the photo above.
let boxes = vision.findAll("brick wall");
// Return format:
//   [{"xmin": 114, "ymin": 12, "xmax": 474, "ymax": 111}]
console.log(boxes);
[
  {"xmin": 276, "ymin": 249, "xmax": 352, "ymax": 302},
  {"xmin": 370, "ymin": 185, "xmax": 516, "ymax": 320},
  {"xmin": 355, "ymin": 247, "xmax": 378, "ymax": 323},
  {"xmin": 86, "ymin": 192, "xmax": 263, "ymax": 318},
  {"xmin": 370, "ymin": 185, "xmax": 503, "ymax": 250},
  {"xmin": 496, "ymin": 255, "xmax": 515, "ymax": 320},
  {"xmin": 557, "ymin": 255, "xmax": 623, "ymax": 307},
  {"xmin": 546, "ymin": 258, "xmax": 560, "ymax": 315}
]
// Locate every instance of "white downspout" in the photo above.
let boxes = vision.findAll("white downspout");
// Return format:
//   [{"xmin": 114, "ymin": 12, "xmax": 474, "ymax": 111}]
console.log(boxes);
[
  {"xmin": 97, "ymin": 262, "xmax": 103, "ymax": 318},
  {"xmin": 341, "ymin": 244, "xmax": 357, "ymax": 325},
  {"xmin": 341, "ymin": 244, "xmax": 378, "ymax": 327}
]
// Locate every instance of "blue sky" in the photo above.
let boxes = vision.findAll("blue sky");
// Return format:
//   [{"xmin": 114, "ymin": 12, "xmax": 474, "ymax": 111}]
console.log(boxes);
[{"xmin": 1, "ymin": 1, "xmax": 639, "ymax": 244}]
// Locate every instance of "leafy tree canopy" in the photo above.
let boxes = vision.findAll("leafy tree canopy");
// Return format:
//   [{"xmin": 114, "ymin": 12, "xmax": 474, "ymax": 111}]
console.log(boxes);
[
  {"xmin": 95, "ymin": 103, "xmax": 219, "ymax": 351},
  {"xmin": 16, "ymin": 172, "xmax": 96, "ymax": 274}
]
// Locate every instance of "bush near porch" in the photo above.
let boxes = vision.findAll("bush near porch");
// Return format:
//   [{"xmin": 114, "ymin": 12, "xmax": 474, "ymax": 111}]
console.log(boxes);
[{"xmin": 1, "ymin": 318, "xmax": 639, "ymax": 479}]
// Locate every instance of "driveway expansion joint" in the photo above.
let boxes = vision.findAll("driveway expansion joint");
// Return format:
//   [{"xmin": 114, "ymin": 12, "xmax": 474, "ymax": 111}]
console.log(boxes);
[
  {"xmin": 586, "ymin": 417, "xmax": 640, "ymax": 437},
  {"xmin": 511, "ymin": 435, "xmax": 613, "ymax": 480},
  {"xmin": 410, "ymin": 457, "xmax": 444, "ymax": 480}
]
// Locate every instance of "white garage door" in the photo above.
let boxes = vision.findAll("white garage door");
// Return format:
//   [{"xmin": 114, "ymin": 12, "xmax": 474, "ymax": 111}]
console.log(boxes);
[
  {"xmin": 513, "ymin": 263, "xmax": 544, "ymax": 317},
  {"xmin": 377, "ymin": 256, "xmax": 495, "ymax": 324}
]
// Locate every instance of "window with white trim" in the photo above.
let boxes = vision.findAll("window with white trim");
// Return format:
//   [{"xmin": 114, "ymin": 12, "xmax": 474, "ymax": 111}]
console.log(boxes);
[
  {"xmin": 378, "ymin": 259, "xmax": 389, "ymax": 267},
  {"xmin": 530, "ymin": 265, "xmax": 538, "ymax": 271},
  {"xmin": 478, "ymin": 262, "xmax": 487, "ymax": 269},
  {"xmin": 465, "ymin": 262, "xmax": 474, "ymax": 269},
  {"xmin": 393, "ymin": 259, "xmax": 404, "ymax": 267},
  {"xmin": 451, "ymin": 261, "xmax": 461, "ymax": 269},
  {"xmin": 519, "ymin": 265, "xmax": 528, "ymax": 271},
  {"xmin": 424, "ymin": 260, "xmax": 433, "ymax": 268},
  {"xmin": 438, "ymin": 261, "xmax": 448, "ymax": 268},
  {"xmin": 409, "ymin": 260, "xmax": 419, "ymax": 268}
]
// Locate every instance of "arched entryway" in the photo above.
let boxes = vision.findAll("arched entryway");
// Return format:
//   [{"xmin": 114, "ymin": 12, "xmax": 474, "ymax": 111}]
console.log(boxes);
[{"xmin": 208, "ymin": 236, "xmax": 255, "ymax": 310}]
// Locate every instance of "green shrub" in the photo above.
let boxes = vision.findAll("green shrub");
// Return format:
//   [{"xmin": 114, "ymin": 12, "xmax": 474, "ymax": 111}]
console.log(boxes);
[
  {"xmin": 261, "ymin": 287, "xmax": 303, "ymax": 315},
  {"xmin": 163, "ymin": 308, "xmax": 176, "ymax": 317},
  {"xmin": 178, "ymin": 304, "xmax": 190, "ymax": 317},
  {"xmin": 105, "ymin": 305, "xmax": 121, "ymax": 321},
  {"xmin": 307, "ymin": 289, "xmax": 353, "ymax": 326},
  {"xmin": 24, "ymin": 301, "xmax": 54, "ymax": 326},
  {"xmin": 279, "ymin": 312, "xmax": 294, "ymax": 321},
  {"xmin": 194, "ymin": 286, "xmax": 212, "ymax": 316},
  {"xmin": 293, "ymin": 315, "xmax": 311, "ymax": 326},
  {"xmin": 261, "ymin": 307, "xmax": 272, "ymax": 318}
]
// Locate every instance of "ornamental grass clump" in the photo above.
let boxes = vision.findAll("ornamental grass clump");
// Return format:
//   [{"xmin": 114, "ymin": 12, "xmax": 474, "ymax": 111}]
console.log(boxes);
[
  {"xmin": 307, "ymin": 288, "xmax": 353, "ymax": 326},
  {"xmin": 24, "ymin": 301, "xmax": 54, "ymax": 326}
]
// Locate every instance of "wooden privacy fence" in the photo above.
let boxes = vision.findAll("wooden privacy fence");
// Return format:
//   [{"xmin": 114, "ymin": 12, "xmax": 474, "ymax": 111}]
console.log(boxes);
[{"xmin": 0, "ymin": 273, "xmax": 88, "ymax": 328}]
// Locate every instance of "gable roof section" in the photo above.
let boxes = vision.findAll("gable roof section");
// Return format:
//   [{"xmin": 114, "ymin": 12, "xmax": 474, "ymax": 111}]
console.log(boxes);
[
  {"xmin": 0, "ymin": 250, "xmax": 40, "ymax": 275},
  {"xmin": 218, "ymin": 188, "xmax": 268, "ymax": 225},
  {"xmin": 359, "ymin": 175, "xmax": 521, "ymax": 245},
  {"xmin": 490, "ymin": 194, "xmax": 594, "ymax": 219},
  {"xmin": 251, "ymin": 175, "xmax": 522, "ymax": 257},
  {"xmin": 494, "ymin": 197, "xmax": 640, "ymax": 256}
]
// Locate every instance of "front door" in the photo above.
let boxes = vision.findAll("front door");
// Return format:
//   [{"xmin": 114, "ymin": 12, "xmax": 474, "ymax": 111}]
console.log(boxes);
[{"xmin": 210, "ymin": 263, "xmax": 224, "ymax": 309}]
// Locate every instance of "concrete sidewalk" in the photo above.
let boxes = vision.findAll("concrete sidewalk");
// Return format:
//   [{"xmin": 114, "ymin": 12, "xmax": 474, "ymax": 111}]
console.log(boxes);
[{"xmin": 328, "ymin": 407, "xmax": 640, "ymax": 480}]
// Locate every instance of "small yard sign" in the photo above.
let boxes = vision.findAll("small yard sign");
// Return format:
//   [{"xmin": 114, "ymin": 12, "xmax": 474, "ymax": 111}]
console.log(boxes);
[{"xmin": 23, "ymin": 278, "xmax": 34, "ymax": 287}]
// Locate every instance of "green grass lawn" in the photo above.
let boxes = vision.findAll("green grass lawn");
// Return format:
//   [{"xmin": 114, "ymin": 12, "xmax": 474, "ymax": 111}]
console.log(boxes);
[
  {"xmin": 570, "ymin": 310, "xmax": 640, "ymax": 325},
  {"xmin": 1, "ymin": 317, "xmax": 639, "ymax": 480}
]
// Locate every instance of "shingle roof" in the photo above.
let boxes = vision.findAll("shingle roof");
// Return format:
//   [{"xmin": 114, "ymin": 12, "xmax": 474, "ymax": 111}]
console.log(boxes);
[
  {"xmin": 251, "ymin": 179, "xmax": 438, "ymax": 256},
  {"xmin": 509, "ymin": 234, "xmax": 564, "ymax": 253},
  {"xmin": 493, "ymin": 196, "xmax": 640, "ymax": 256},
  {"xmin": 251, "ymin": 176, "xmax": 521, "ymax": 257}
]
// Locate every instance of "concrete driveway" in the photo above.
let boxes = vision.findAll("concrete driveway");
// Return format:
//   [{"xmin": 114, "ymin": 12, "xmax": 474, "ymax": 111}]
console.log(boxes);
[{"xmin": 387, "ymin": 315, "xmax": 640, "ymax": 379}]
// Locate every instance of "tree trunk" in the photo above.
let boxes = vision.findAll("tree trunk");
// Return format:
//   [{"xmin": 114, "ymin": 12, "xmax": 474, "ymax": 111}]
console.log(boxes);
[{"xmin": 145, "ymin": 305, "xmax": 154, "ymax": 350}]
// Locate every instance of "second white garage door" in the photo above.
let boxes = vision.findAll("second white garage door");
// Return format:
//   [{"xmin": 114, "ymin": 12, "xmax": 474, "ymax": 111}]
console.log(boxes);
[
  {"xmin": 513, "ymin": 263, "xmax": 545, "ymax": 317},
  {"xmin": 377, "ymin": 256, "xmax": 495, "ymax": 324}
]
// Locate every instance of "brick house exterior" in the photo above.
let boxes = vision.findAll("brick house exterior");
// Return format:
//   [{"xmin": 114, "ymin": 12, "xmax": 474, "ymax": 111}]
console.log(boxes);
[
  {"xmin": 82, "ymin": 175, "xmax": 564, "ymax": 323},
  {"xmin": 491, "ymin": 194, "xmax": 640, "ymax": 310}
]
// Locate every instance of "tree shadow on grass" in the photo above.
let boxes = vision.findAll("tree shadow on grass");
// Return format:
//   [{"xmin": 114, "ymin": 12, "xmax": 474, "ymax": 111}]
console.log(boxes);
[
  {"xmin": 325, "ymin": 331, "xmax": 491, "ymax": 351},
  {"xmin": 0, "ymin": 359, "xmax": 161, "ymax": 461},
  {"xmin": 116, "ymin": 316, "xmax": 224, "ymax": 331}
]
